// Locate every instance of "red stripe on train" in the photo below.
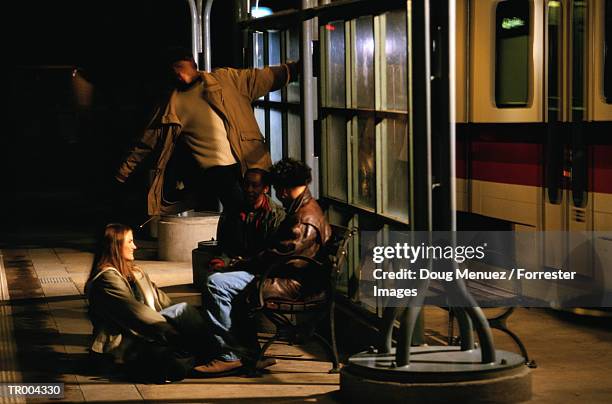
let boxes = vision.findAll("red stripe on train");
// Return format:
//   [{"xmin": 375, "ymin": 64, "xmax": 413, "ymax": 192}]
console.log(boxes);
[{"xmin": 456, "ymin": 143, "xmax": 612, "ymax": 194}]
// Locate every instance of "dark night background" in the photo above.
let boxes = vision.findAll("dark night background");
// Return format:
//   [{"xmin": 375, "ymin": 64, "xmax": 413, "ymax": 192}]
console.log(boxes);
[{"xmin": 1, "ymin": 0, "xmax": 239, "ymax": 245}]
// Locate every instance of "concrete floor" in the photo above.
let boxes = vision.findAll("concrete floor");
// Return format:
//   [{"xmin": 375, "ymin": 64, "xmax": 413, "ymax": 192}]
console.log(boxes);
[{"xmin": 1, "ymin": 242, "xmax": 611, "ymax": 403}]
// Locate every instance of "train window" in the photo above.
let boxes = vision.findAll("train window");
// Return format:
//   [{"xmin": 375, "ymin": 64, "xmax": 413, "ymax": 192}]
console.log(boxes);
[
  {"xmin": 495, "ymin": 0, "xmax": 530, "ymax": 108},
  {"xmin": 571, "ymin": 0, "xmax": 586, "ymax": 120},
  {"xmin": 269, "ymin": 30, "xmax": 282, "ymax": 102},
  {"xmin": 270, "ymin": 109, "xmax": 283, "ymax": 163},
  {"xmin": 382, "ymin": 119, "xmax": 409, "ymax": 222},
  {"xmin": 605, "ymin": 0, "xmax": 612, "ymax": 103},
  {"xmin": 287, "ymin": 112, "xmax": 302, "ymax": 159},
  {"xmin": 353, "ymin": 16, "xmax": 375, "ymax": 109},
  {"xmin": 382, "ymin": 10, "xmax": 408, "ymax": 111},
  {"xmin": 325, "ymin": 21, "xmax": 346, "ymax": 108},
  {"xmin": 353, "ymin": 117, "xmax": 377, "ymax": 209},
  {"xmin": 323, "ymin": 115, "xmax": 348, "ymax": 202},
  {"xmin": 547, "ymin": 1, "xmax": 562, "ymax": 121},
  {"xmin": 286, "ymin": 27, "xmax": 300, "ymax": 103}
]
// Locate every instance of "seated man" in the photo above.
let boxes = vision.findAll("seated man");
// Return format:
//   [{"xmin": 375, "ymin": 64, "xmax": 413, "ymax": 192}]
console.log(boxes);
[
  {"xmin": 196, "ymin": 158, "xmax": 331, "ymax": 376},
  {"xmin": 210, "ymin": 168, "xmax": 285, "ymax": 271}
]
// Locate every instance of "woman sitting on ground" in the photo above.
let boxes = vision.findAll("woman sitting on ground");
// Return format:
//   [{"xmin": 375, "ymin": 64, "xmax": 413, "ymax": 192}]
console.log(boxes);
[{"xmin": 85, "ymin": 223, "xmax": 208, "ymax": 382}]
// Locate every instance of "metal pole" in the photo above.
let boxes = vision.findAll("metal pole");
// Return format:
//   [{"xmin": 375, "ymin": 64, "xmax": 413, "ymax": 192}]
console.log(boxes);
[
  {"xmin": 412, "ymin": 0, "xmax": 433, "ymax": 232},
  {"xmin": 202, "ymin": 0, "xmax": 215, "ymax": 72},
  {"xmin": 186, "ymin": 0, "xmax": 202, "ymax": 66},
  {"xmin": 301, "ymin": 0, "xmax": 316, "ymax": 197}
]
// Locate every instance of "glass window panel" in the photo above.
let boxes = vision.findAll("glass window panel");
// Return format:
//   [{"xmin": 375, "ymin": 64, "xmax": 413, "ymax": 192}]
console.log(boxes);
[
  {"xmin": 495, "ymin": 0, "xmax": 530, "ymax": 108},
  {"xmin": 547, "ymin": 1, "xmax": 562, "ymax": 121},
  {"xmin": 354, "ymin": 16, "xmax": 375, "ymax": 109},
  {"xmin": 572, "ymin": 0, "xmax": 586, "ymax": 120},
  {"xmin": 606, "ymin": 0, "xmax": 612, "ymax": 103},
  {"xmin": 353, "ymin": 117, "xmax": 376, "ymax": 209},
  {"xmin": 287, "ymin": 112, "xmax": 301, "ymax": 159},
  {"xmin": 382, "ymin": 119, "xmax": 409, "ymax": 221},
  {"xmin": 286, "ymin": 27, "xmax": 301, "ymax": 103},
  {"xmin": 270, "ymin": 109, "xmax": 283, "ymax": 163},
  {"xmin": 324, "ymin": 115, "xmax": 348, "ymax": 201},
  {"xmin": 354, "ymin": 214, "xmax": 384, "ymax": 312},
  {"xmin": 269, "ymin": 30, "xmax": 282, "ymax": 101},
  {"xmin": 383, "ymin": 10, "xmax": 408, "ymax": 110},
  {"xmin": 326, "ymin": 21, "xmax": 346, "ymax": 107},
  {"xmin": 253, "ymin": 31, "xmax": 264, "ymax": 68},
  {"xmin": 254, "ymin": 107, "xmax": 266, "ymax": 134}
]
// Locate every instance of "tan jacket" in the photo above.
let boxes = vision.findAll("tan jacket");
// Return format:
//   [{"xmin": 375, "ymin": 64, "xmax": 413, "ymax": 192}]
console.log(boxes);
[
  {"xmin": 86, "ymin": 267, "xmax": 175, "ymax": 362},
  {"xmin": 116, "ymin": 65, "xmax": 292, "ymax": 215}
]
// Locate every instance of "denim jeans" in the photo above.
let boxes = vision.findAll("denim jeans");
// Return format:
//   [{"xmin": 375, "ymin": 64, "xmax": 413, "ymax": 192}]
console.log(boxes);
[{"xmin": 202, "ymin": 271, "xmax": 255, "ymax": 361}]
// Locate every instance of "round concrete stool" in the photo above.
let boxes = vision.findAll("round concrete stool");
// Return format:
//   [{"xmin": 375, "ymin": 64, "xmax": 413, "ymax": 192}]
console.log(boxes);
[
  {"xmin": 158, "ymin": 211, "xmax": 220, "ymax": 262},
  {"xmin": 341, "ymin": 346, "xmax": 531, "ymax": 403}
]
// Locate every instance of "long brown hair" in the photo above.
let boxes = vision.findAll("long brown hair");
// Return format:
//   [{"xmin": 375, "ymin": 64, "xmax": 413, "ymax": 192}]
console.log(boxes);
[{"xmin": 87, "ymin": 223, "xmax": 135, "ymax": 286}]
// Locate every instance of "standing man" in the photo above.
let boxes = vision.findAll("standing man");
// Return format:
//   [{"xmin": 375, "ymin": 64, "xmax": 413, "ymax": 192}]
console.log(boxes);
[
  {"xmin": 115, "ymin": 47, "xmax": 298, "ymax": 215},
  {"xmin": 195, "ymin": 158, "xmax": 331, "ymax": 376}
]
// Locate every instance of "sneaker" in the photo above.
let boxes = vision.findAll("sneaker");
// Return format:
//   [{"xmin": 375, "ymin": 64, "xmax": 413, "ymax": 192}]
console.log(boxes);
[{"xmin": 193, "ymin": 359, "xmax": 243, "ymax": 377}]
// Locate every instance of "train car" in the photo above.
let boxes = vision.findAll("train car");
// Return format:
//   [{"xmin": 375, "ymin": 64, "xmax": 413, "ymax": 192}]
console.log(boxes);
[{"xmin": 456, "ymin": 0, "xmax": 612, "ymax": 308}]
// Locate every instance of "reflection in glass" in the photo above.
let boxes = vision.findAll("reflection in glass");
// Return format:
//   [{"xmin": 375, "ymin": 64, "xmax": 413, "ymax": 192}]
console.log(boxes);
[
  {"xmin": 326, "ymin": 21, "xmax": 346, "ymax": 107},
  {"xmin": 253, "ymin": 31, "xmax": 264, "ymax": 68},
  {"xmin": 287, "ymin": 112, "xmax": 301, "ymax": 159},
  {"xmin": 270, "ymin": 109, "xmax": 283, "ymax": 163},
  {"xmin": 286, "ymin": 27, "xmax": 300, "ymax": 103},
  {"xmin": 254, "ymin": 107, "xmax": 266, "ymax": 135},
  {"xmin": 495, "ymin": 0, "xmax": 530, "ymax": 107},
  {"xmin": 572, "ymin": 1, "xmax": 586, "ymax": 120},
  {"xmin": 269, "ymin": 30, "xmax": 282, "ymax": 101},
  {"xmin": 354, "ymin": 16, "xmax": 375, "ymax": 109},
  {"xmin": 383, "ymin": 10, "xmax": 408, "ymax": 110},
  {"xmin": 353, "ymin": 117, "xmax": 376, "ymax": 209},
  {"xmin": 327, "ymin": 205, "xmax": 352, "ymax": 295},
  {"xmin": 383, "ymin": 119, "xmax": 409, "ymax": 221},
  {"xmin": 324, "ymin": 115, "xmax": 348, "ymax": 201},
  {"xmin": 547, "ymin": 1, "xmax": 561, "ymax": 121}
]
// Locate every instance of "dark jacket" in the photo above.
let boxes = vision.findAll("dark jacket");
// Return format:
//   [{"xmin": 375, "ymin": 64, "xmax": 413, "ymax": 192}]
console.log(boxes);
[
  {"xmin": 256, "ymin": 188, "xmax": 331, "ymax": 300},
  {"xmin": 116, "ymin": 65, "xmax": 294, "ymax": 215},
  {"xmin": 216, "ymin": 194, "xmax": 285, "ymax": 263}
]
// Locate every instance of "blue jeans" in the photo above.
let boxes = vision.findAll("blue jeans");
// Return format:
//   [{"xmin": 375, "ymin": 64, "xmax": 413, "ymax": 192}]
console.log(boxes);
[{"xmin": 202, "ymin": 271, "xmax": 255, "ymax": 361}]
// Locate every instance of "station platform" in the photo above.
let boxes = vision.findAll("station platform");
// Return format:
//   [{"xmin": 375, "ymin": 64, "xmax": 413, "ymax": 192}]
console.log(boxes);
[{"xmin": 1, "ymin": 235, "xmax": 611, "ymax": 403}]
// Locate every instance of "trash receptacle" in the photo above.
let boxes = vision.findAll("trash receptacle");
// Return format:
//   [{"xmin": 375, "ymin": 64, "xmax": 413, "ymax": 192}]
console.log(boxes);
[
  {"xmin": 158, "ymin": 211, "xmax": 220, "ymax": 262},
  {"xmin": 192, "ymin": 240, "xmax": 219, "ymax": 288}
]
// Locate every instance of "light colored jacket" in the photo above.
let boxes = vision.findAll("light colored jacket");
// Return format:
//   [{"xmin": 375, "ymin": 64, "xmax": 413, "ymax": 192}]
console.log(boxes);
[
  {"xmin": 86, "ymin": 267, "xmax": 174, "ymax": 362},
  {"xmin": 116, "ymin": 64, "xmax": 292, "ymax": 215}
]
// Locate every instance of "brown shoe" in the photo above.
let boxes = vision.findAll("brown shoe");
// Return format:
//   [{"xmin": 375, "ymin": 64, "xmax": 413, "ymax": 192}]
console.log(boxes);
[{"xmin": 193, "ymin": 359, "xmax": 243, "ymax": 377}]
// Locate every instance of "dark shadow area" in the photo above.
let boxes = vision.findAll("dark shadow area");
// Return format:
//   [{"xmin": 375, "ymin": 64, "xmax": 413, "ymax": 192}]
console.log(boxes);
[{"xmin": 546, "ymin": 308, "xmax": 612, "ymax": 331}]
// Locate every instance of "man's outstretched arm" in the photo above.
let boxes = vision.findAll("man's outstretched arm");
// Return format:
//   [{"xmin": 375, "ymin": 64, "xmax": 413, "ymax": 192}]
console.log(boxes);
[{"xmin": 223, "ymin": 61, "xmax": 300, "ymax": 102}]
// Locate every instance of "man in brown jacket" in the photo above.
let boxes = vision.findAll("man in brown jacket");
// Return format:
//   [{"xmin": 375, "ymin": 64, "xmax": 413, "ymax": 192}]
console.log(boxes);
[
  {"xmin": 195, "ymin": 158, "xmax": 331, "ymax": 376},
  {"xmin": 115, "ymin": 48, "xmax": 298, "ymax": 215}
]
